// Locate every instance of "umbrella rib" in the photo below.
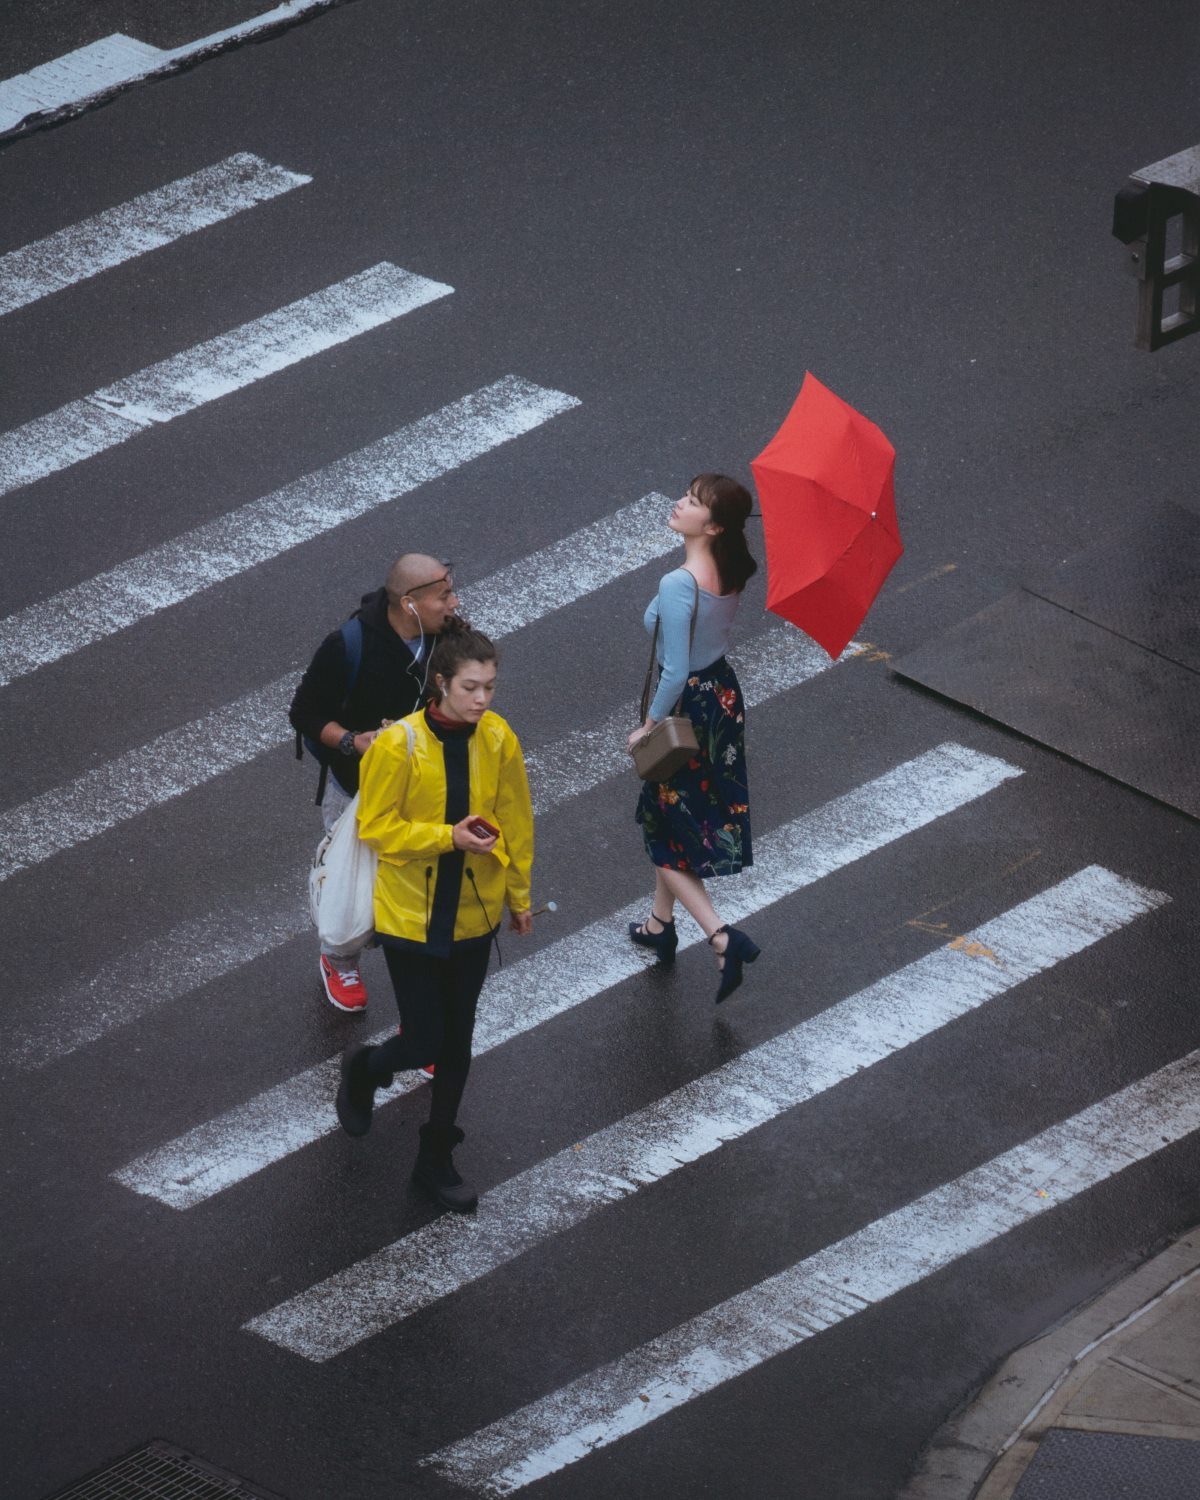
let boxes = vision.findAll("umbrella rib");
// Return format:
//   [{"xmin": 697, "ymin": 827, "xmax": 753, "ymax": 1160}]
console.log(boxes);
[
  {"xmin": 756, "ymin": 475, "xmax": 882, "ymax": 521},
  {"xmin": 768, "ymin": 505, "xmax": 901, "ymax": 611}
]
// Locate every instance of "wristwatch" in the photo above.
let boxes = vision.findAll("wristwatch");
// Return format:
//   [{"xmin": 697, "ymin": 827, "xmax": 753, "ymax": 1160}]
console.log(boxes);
[{"xmin": 338, "ymin": 731, "xmax": 357, "ymax": 757}]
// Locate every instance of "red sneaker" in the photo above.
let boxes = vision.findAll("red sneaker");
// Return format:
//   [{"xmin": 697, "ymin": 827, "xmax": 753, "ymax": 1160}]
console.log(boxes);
[{"xmin": 320, "ymin": 955, "xmax": 367, "ymax": 1012}]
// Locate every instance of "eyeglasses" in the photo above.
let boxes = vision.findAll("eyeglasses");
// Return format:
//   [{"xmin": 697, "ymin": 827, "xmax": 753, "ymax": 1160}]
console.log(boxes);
[{"xmin": 407, "ymin": 564, "xmax": 455, "ymax": 594}]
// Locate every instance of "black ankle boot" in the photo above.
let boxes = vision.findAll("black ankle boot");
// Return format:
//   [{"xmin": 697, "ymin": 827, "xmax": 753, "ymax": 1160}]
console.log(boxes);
[
  {"xmin": 335, "ymin": 1046, "xmax": 392, "ymax": 1137},
  {"xmin": 628, "ymin": 913, "xmax": 678, "ymax": 965},
  {"xmin": 413, "ymin": 1123, "xmax": 478, "ymax": 1212}
]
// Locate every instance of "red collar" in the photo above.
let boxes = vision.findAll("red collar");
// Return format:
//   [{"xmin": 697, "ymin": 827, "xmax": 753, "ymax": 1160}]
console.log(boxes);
[{"xmin": 425, "ymin": 702, "xmax": 475, "ymax": 735}]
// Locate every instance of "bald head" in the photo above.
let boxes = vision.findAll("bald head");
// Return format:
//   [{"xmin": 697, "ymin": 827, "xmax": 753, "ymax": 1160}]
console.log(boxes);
[
  {"xmin": 384, "ymin": 553, "xmax": 460, "ymax": 639},
  {"xmin": 385, "ymin": 553, "xmax": 447, "ymax": 605}
]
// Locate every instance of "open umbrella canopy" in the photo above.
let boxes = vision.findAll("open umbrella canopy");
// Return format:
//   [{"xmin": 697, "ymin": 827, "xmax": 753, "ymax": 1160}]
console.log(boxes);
[{"xmin": 750, "ymin": 372, "xmax": 903, "ymax": 658}]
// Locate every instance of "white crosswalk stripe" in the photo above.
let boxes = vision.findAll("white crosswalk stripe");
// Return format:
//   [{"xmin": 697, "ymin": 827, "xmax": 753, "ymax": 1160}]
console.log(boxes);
[
  {"xmin": 10, "ymin": 622, "xmax": 841, "ymax": 1068},
  {"xmin": 245, "ymin": 865, "xmax": 1166, "ymax": 1360},
  {"xmin": 424, "ymin": 1047, "xmax": 1200, "ymax": 1494},
  {"xmin": 466, "ymin": 491, "xmax": 677, "ymax": 639},
  {"xmin": 0, "ymin": 489, "xmax": 702, "ymax": 885},
  {"xmin": 0, "ymin": 673, "xmax": 296, "ymax": 886},
  {"xmin": 0, "ymin": 261, "xmax": 452, "ymax": 497},
  {"xmin": 0, "ymin": 375, "xmax": 580, "ymax": 685},
  {"xmin": 111, "ymin": 742, "xmax": 1020, "ymax": 1208},
  {"xmin": 0, "ymin": 154, "xmax": 311, "ymax": 316},
  {"xmin": 0, "ymin": 4, "xmax": 339, "ymax": 135},
  {"xmin": 1, "ymin": 35, "xmax": 164, "ymax": 134},
  {"xmin": 8, "ymin": 884, "xmax": 305, "ymax": 1072}
]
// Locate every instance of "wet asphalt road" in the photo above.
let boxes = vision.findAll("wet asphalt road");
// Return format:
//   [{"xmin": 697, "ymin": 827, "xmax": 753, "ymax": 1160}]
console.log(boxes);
[{"xmin": 2, "ymin": 3, "xmax": 1199, "ymax": 1497}]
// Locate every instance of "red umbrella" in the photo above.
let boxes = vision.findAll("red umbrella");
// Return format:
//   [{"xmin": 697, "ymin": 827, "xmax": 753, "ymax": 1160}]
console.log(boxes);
[{"xmin": 750, "ymin": 372, "xmax": 903, "ymax": 658}]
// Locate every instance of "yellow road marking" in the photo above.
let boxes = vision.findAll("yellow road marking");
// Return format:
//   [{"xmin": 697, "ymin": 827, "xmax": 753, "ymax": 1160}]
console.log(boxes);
[{"xmin": 894, "ymin": 562, "xmax": 958, "ymax": 595}]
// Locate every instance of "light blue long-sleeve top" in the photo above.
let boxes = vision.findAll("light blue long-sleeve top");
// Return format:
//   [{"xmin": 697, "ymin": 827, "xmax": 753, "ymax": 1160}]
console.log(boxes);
[{"xmin": 644, "ymin": 567, "xmax": 741, "ymax": 720}]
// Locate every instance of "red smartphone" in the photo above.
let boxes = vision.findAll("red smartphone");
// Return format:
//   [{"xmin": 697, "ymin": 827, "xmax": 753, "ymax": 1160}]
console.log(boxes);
[{"xmin": 468, "ymin": 816, "xmax": 499, "ymax": 839}]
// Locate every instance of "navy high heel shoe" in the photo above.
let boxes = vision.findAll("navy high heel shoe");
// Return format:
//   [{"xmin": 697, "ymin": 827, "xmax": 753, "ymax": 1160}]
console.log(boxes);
[
  {"xmin": 710, "ymin": 925, "xmax": 761, "ymax": 1003},
  {"xmin": 628, "ymin": 913, "xmax": 678, "ymax": 965}
]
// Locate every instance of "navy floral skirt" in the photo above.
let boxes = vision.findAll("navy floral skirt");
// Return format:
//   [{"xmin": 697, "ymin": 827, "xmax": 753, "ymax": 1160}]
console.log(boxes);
[{"xmin": 636, "ymin": 656, "xmax": 753, "ymax": 879}]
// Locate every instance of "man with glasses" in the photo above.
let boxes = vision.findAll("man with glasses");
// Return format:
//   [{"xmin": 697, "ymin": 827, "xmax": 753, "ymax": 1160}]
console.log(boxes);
[{"xmin": 290, "ymin": 555, "xmax": 461, "ymax": 1012}]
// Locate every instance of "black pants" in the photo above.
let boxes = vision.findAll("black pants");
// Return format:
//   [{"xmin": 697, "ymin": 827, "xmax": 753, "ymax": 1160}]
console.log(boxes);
[{"xmin": 366, "ymin": 942, "xmax": 490, "ymax": 1129}]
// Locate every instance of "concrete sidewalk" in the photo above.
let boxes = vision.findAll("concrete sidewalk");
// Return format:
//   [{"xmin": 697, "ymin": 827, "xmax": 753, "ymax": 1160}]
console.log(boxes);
[{"xmin": 902, "ymin": 1226, "xmax": 1200, "ymax": 1499}]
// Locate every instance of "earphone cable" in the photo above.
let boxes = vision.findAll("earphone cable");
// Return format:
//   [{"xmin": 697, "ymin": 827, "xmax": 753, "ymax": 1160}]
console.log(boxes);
[
  {"xmin": 465, "ymin": 868, "xmax": 502, "ymax": 968},
  {"xmin": 405, "ymin": 602, "xmax": 432, "ymax": 699}
]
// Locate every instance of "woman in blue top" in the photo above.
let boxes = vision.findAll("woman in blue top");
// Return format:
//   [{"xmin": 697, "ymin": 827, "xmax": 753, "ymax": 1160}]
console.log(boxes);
[{"xmin": 627, "ymin": 474, "xmax": 761, "ymax": 1002}]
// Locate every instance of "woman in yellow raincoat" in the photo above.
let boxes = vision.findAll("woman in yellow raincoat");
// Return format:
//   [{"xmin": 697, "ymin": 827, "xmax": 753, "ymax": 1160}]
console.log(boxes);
[{"xmin": 335, "ymin": 627, "xmax": 534, "ymax": 1211}]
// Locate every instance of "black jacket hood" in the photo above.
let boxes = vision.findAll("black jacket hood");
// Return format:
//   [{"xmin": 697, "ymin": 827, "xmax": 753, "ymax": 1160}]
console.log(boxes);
[{"xmin": 355, "ymin": 586, "xmax": 394, "ymax": 639}]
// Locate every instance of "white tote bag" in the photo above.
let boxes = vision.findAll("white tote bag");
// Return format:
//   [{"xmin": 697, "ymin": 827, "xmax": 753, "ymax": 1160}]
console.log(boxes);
[
  {"xmin": 309, "ymin": 793, "xmax": 378, "ymax": 957},
  {"xmin": 309, "ymin": 721, "xmax": 411, "ymax": 955}
]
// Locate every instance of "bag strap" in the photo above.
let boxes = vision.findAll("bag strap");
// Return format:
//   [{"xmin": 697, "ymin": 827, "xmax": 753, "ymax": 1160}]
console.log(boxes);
[
  {"xmin": 340, "ymin": 616, "xmax": 364, "ymax": 698},
  {"xmin": 305, "ymin": 615, "xmax": 368, "ymax": 803},
  {"xmin": 640, "ymin": 573, "xmax": 700, "ymax": 721},
  {"xmin": 296, "ymin": 615, "xmax": 366, "ymax": 761}
]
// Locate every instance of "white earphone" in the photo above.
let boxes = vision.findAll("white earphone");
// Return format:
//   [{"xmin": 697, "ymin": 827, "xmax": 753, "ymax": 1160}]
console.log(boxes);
[{"xmin": 402, "ymin": 599, "xmax": 431, "ymax": 694}]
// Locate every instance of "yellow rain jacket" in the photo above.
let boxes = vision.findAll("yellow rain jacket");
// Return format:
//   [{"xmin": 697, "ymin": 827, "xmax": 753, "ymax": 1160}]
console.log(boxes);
[{"xmin": 356, "ymin": 709, "xmax": 533, "ymax": 946}]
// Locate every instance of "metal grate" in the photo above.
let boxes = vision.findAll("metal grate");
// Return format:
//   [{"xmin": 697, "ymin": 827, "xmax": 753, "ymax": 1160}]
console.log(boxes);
[
  {"xmin": 891, "ymin": 502, "xmax": 1200, "ymax": 822},
  {"xmin": 45, "ymin": 1441, "xmax": 287, "ymax": 1500},
  {"xmin": 1012, "ymin": 1429, "xmax": 1200, "ymax": 1499}
]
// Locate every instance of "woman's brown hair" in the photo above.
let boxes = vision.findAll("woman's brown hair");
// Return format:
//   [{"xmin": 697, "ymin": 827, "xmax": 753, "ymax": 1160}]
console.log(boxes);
[
  {"xmin": 691, "ymin": 472, "xmax": 758, "ymax": 595},
  {"xmin": 427, "ymin": 626, "xmax": 498, "ymax": 701}
]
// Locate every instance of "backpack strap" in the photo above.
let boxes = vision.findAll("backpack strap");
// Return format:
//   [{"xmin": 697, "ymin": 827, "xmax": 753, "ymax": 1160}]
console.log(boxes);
[
  {"xmin": 340, "ymin": 616, "xmax": 364, "ymax": 697},
  {"xmin": 304, "ymin": 616, "xmax": 367, "ymax": 804}
]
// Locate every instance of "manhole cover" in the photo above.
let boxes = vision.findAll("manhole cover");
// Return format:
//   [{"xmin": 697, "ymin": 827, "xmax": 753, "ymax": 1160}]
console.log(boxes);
[{"xmin": 45, "ymin": 1441, "xmax": 287, "ymax": 1500}]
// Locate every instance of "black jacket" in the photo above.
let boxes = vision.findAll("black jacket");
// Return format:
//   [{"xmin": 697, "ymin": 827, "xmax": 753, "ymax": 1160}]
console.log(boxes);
[{"xmin": 289, "ymin": 588, "xmax": 430, "ymax": 796}]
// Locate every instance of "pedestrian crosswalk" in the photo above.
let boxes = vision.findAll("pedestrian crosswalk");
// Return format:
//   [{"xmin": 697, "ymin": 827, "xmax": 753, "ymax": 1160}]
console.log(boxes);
[
  {"xmin": 0, "ymin": 487, "xmax": 704, "ymax": 881},
  {"xmin": 111, "ymin": 741, "xmax": 1019, "ymax": 1208},
  {"xmin": 425, "ymin": 1047, "xmax": 1200, "ymax": 1495},
  {"xmin": 0, "ymin": 261, "xmax": 452, "ymax": 497},
  {"xmin": 0, "ymin": 155, "xmax": 310, "ymax": 316},
  {"xmin": 3, "ymin": 131, "xmax": 1196, "ymax": 1500},
  {"xmin": 245, "ymin": 865, "xmax": 1166, "ymax": 1362},
  {"xmin": 0, "ymin": 376, "xmax": 579, "ymax": 686},
  {"xmin": 9, "ymin": 620, "xmax": 839, "ymax": 1069}
]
